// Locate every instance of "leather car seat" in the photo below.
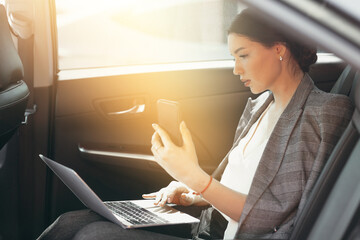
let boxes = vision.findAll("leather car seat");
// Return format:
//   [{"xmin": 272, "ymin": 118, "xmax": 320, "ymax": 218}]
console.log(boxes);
[
  {"xmin": 0, "ymin": 4, "xmax": 30, "ymax": 239},
  {"xmin": 0, "ymin": 4, "xmax": 30, "ymax": 150}
]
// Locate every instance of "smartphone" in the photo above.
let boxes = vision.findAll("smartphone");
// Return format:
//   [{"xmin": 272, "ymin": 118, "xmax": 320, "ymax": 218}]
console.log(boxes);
[{"xmin": 157, "ymin": 99, "xmax": 183, "ymax": 146}]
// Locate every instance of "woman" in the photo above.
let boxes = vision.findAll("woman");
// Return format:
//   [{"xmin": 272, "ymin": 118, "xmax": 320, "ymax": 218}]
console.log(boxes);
[{"xmin": 38, "ymin": 8, "xmax": 353, "ymax": 240}]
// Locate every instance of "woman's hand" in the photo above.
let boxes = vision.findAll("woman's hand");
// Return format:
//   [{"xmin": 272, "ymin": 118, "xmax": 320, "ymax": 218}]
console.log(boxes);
[
  {"xmin": 142, "ymin": 181, "xmax": 206, "ymax": 207},
  {"xmin": 151, "ymin": 121, "xmax": 208, "ymax": 190},
  {"xmin": 150, "ymin": 122, "xmax": 247, "ymax": 221}
]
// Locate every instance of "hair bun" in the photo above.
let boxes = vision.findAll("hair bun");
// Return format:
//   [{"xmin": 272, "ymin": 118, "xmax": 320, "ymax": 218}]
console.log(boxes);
[{"xmin": 287, "ymin": 43, "xmax": 317, "ymax": 72}]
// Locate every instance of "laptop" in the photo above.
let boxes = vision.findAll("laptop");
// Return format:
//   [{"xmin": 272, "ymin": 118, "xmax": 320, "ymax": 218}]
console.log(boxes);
[{"xmin": 39, "ymin": 154, "xmax": 199, "ymax": 229}]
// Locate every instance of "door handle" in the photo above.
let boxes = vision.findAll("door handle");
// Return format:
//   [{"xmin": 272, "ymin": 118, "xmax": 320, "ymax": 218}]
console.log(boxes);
[
  {"xmin": 94, "ymin": 95, "xmax": 148, "ymax": 120},
  {"xmin": 107, "ymin": 103, "xmax": 145, "ymax": 115},
  {"xmin": 78, "ymin": 145, "xmax": 155, "ymax": 162}
]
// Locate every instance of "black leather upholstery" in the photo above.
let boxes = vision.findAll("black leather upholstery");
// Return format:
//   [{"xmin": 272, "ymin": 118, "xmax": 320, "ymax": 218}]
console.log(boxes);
[
  {"xmin": 290, "ymin": 71, "xmax": 359, "ymax": 240},
  {"xmin": 0, "ymin": 5, "xmax": 29, "ymax": 150}
]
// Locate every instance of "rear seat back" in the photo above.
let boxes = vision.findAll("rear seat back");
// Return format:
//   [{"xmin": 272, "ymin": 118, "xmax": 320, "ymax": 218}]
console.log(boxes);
[{"xmin": 290, "ymin": 67, "xmax": 359, "ymax": 240}]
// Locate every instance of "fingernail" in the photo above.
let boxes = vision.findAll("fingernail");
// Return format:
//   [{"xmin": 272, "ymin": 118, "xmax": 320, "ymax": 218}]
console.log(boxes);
[{"xmin": 167, "ymin": 198, "xmax": 171, "ymax": 203}]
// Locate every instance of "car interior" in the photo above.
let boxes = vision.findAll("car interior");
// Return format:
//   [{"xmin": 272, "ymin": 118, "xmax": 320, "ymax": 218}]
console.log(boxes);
[{"xmin": 0, "ymin": 0, "xmax": 359, "ymax": 240}]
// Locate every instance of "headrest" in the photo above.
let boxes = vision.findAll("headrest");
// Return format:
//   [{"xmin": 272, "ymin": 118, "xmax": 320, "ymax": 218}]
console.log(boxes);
[{"xmin": 0, "ymin": 5, "xmax": 24, "ymax": 90}]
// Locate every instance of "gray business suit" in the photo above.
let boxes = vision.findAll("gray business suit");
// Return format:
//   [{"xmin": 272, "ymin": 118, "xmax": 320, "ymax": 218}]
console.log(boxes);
[{"xmin": 212, "ymin": 74, "xmax": 353, "ymax": 239}]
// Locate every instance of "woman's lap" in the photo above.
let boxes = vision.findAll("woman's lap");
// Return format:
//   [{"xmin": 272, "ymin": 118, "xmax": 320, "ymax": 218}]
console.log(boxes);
[
  {"xmin": 37, "ymin": 209, "xmax": 105, "ymax": 240},
  {"xmin": 37, "ymin": 209, "xmax": 190, "ymax": 240},
  {"xmin": 73, "ymin": 221, "xmax": 185, "ymax": 240}
]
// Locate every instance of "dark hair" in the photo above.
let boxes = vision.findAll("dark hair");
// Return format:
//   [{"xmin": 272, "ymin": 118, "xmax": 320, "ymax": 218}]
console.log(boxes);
[{"xmin": 228, "ymin": 8, "xmax": 317, "ymax": 73}]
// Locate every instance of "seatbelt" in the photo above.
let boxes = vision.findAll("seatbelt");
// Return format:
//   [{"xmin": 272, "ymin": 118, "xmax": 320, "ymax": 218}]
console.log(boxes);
[
  {"xmin": 342, "ymin": 67, "xmax": 356, "ymax": 96},
  {"xmin": 349, "ymin": 72, "xmax": 359, "ymax": 103},
  {"xmin": 331, "ymin": 65, "xmax": 357, "ymax": 96}
]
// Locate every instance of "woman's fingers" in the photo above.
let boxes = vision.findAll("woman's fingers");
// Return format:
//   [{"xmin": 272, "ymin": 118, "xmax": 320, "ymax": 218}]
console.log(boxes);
[
  {"xmin": 179, "ymin": 193, "xmax": 195, "ymax": 206},
  {"xmin": 142, "ymin": 182, "xmax": 192, "ymax": 207},
  {"xmin": 142, "ymin": 188, "xmax": 172, "ymax": 207},
  {"xmin": 152, "ymin": 124, "xmax": 173, "ymax": 148},
  {"xmin": 180, "ymin": 121, "xmax": 194, "ymax": 150},
  {"xmin": 142, "ymin": 193, "xmax": 157, "ymax": 199},
  {"xmin": 142, "ymin": 190, "xmax": 166, "ymax": 206},
  {"xmin": 151, "ymin": 121, "xmax": 193, "ymax": 155},
  {"xmin": 143, "ymin": 191, "xmax": 196, "ymax": 207},
  {"xmin": 151, "ymin": 131, "xmax": 162, "ymax": 150},
  {"xmin": 155, "ymin": 190, "xmax": 164, "ymax": 205},
  {"xmin": 158, "ymin": 195, "xmax": 169, "ymax": 207}
]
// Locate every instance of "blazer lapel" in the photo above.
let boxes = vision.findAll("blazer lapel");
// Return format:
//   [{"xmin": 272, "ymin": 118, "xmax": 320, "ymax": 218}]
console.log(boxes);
[{"xmin": 238, "ymin": 74, "xmax": 315, "ymax": 226}]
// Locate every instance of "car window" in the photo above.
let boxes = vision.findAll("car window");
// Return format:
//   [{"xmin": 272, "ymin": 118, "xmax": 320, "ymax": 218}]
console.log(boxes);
[
  {"xmin": 55, "ymin": 0, "xmax": 245, "ymax": 70},
  {"xmin": 327, "ymin": 0, "xmax": 360, "ymax": 23}
]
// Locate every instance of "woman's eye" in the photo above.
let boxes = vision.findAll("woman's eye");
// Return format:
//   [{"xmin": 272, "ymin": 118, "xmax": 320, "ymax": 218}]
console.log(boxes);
[{"xmin": 239, "ymin": 54, "xmax": 248, "ymax": 59}]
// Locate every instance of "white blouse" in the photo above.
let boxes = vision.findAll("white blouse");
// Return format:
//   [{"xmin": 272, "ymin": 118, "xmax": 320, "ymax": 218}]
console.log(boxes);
[{"xmin": 220, "ymin": 101, "xmax": 283, "ymax": 239}]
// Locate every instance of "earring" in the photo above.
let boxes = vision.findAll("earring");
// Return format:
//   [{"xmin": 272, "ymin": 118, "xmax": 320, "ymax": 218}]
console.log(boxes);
[{"xmin": 280, "ymin": 56, "xmax": 283, "ymax": 61}]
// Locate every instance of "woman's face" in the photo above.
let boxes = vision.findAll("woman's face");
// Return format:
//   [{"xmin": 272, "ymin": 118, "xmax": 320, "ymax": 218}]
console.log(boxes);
[{"xmin": 228, "ymin": 33, "xmax": 282, "ymax": 94}]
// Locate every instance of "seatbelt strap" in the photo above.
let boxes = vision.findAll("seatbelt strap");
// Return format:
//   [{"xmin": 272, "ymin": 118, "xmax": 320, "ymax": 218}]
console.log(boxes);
[
  {"xmin": 340, "ymin": 66, "xmax": 356, "ymax": 96},
  {"xmin": 349, "ymin": 72, "xmax": 359, "ymax": 103}
]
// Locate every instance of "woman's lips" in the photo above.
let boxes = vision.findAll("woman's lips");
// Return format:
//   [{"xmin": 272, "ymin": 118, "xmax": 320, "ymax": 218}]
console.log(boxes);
[{"xmin": 242, "ymin": 79, "xmax": 250, "ymax": 87}]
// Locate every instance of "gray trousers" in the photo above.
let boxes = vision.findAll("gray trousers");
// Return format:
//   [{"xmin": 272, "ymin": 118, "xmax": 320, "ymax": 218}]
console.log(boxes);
[
  {"xmin": 36, "ymin": 205, "xmax": 227, "ymax": 240},
  {"xmin": 37, "ymin": 209, "xmax": 189, "ymax": 240}
]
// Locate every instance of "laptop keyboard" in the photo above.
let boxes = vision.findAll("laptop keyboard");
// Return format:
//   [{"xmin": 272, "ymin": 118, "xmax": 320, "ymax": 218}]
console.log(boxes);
[{"xmin": 104, "ymin": 201, "xmax": 169, "ymax": 225}]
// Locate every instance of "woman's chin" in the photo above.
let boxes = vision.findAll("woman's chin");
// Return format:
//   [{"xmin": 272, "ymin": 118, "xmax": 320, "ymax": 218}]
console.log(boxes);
[
  {"xmin": 249, "ymin": 87, "xmax": 261, "ymax": 95},
  {"xmin": 250, "ymin": 87, "xmax": 267, "ymax": 94}
]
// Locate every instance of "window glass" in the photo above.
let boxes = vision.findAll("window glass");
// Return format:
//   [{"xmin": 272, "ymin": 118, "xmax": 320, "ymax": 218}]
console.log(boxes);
[
  {"xmin": 55, "ymin": 0, "xmax": 244, "ymax": 70},
  {"xmin": 327, "ymin": 0, "xmax": 360, "ymax": 22}
]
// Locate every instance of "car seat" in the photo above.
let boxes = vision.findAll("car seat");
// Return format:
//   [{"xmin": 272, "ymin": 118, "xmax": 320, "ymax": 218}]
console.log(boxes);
[
  {"xmin": 0, "ymin": 4, "xmax": 30, "ymax": 240},
  {"xmin": 290, "ymin": 68, "xmax": 359, "ymax": 240},
  {"xmin": 0, "ymin": 4, "xmax": 30, "ymax": 150}
]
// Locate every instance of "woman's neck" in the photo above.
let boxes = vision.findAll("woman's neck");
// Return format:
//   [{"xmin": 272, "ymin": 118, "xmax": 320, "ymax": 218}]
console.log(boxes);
[{"xmin": 271, "ymin": 70, "xmax": 304, "ymax": 111}]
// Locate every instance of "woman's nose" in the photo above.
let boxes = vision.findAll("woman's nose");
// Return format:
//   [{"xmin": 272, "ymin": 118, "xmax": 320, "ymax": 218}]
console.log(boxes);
[{"xmin": 233, "ymin": 61, "xmax": 244, "ymax": 76}]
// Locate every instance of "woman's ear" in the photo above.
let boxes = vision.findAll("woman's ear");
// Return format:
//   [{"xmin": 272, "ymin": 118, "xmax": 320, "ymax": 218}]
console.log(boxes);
[{"xmin": 274, "ymin": 42, "xmax": 287, "ymax": 59}]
